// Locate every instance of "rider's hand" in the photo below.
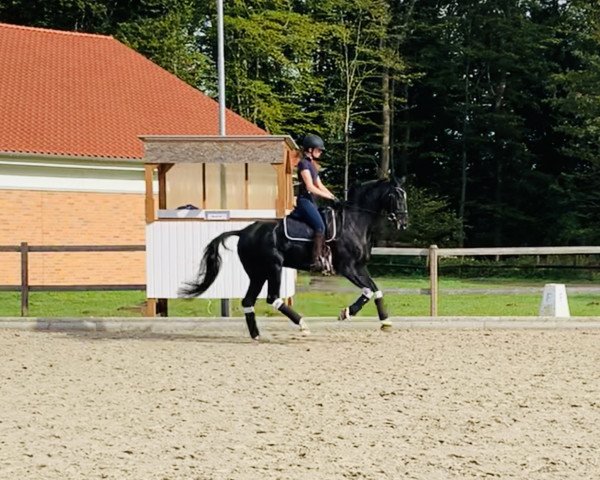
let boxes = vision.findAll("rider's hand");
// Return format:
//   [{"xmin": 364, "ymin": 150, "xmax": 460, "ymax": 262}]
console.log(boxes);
[{"xmin": 331, "ymin": 196, "xmax": 343, "ymax": 207}]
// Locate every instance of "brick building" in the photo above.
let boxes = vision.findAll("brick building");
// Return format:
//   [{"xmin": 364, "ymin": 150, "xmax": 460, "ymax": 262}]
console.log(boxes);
[{"xmin": 0, "ymin": 23, "xmax": 263, "ymax": 286}]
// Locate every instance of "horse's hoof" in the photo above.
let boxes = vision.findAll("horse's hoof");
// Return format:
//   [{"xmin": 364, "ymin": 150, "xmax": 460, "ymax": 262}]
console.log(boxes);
[
  {"xmin": 380, "ymin": 320, "xmax": 393, "ymax": 330},
  {"xmin": 252, "ymin": 335, "xmax": 261, "ymax": 343},
  {"xmin": 299, "ymin": 319, "xmax": 311, "ymax": 336},
  {"xmin": 338, "ymin": 308, "xmax": 350, "ymax": 321}
]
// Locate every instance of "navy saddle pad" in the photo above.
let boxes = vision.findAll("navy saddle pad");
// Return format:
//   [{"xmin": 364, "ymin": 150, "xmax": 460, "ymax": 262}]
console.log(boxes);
[{"xmin": 283, "ymin": 207, "xmax": 337, "ymax": 242}]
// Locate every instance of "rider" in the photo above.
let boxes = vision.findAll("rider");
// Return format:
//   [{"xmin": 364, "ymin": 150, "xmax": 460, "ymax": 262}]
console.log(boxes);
[{"xmin": 295, "ymin": 134, "xmax": 337, "ymax": 271}]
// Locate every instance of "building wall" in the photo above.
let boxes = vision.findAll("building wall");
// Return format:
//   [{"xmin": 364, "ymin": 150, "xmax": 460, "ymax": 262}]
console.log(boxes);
[
  {"xmin": 0, "ymin": 189, "xmax": 148, "ymax": 285},
  {"xmin": 0, "ymin": 157, "xmax": 150, "ymax": 286}
]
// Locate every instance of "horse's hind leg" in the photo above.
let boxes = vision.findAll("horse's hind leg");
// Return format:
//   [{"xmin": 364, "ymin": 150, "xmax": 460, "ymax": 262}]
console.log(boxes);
[
  {"xmin": 266, "ymin": 266, "xmax": 310, "ymax": 334},
  {"xmin": 242, "ymin": 275, "xmax": 266, "ymax": 340}
]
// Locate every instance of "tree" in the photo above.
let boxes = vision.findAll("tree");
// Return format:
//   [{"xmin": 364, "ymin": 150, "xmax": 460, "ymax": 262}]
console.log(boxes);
[
  {"xmin": 550, "ymin": 1, "xmax": 600, "ymax": 244},
  {"xmin": 203, "ymin": 0, "xmax": 327, "ymax": 135},
  {"xmin": 116, "ymin": 1, "xmax": 215, "ymax": 91},
  {"xmin": 314, "ymin": 0, "xmax": 391, "ymax": 198}
]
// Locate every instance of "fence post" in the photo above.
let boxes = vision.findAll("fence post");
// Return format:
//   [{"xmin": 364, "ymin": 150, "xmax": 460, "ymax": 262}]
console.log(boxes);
[
  {"xmin": 20, "ymin": 242, "xmax": 29, "ymax": 317},
  {"xmin": 429, "ymin": 244, "xmax": 439, "ymax": 316}
]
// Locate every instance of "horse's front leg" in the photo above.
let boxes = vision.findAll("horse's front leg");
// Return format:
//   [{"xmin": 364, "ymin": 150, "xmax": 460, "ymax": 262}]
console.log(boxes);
[
  {"xmin": 339, "ymin": 265, "xmax": 391, "ymax": 328},
  {"xmin": 338, "ymin": 264, "xmax": 375, "ymax": 319},
  {"xmin": 373, "ymin": 289, "xmax": 390, "ymax": 325}
]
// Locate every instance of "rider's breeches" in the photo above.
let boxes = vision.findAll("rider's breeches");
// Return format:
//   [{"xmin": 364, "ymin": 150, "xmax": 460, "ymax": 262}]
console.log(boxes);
[{"xmin": 295, "ymin": 197, "xmax": 325, "ymax": 234}]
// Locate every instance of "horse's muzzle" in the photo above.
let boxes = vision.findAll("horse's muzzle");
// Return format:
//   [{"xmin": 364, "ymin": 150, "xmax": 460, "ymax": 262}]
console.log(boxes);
[{"xmin": 389, "ymin": 212, "xmax": 408, "ymax": 230}]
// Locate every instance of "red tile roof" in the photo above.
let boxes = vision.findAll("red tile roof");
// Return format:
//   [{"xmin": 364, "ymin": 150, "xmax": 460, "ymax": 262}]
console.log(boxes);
[{"xmin": 0, "ymin": 23, "xmax": 265, "ymax": 160}]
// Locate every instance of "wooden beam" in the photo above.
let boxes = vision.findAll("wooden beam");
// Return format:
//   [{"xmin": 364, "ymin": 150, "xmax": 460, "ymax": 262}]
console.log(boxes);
[
  {"xmin": 285, "ymin": 150, "xmax": 294, "ymax": 210},
  {"xmin": 146, "ymin": 298, "xmax": 157, "ymax": 317},
  {"xmin": 202, "ymin": 163, "xmax": 207, "ymax": 209},
  {"xmin": 20, "ymin": 242, "xmax": 29, "ymax": 317},
  {"xmin": 158, "ymin": 164, "xmax": 169, "ymax": 209},
  {"xmin": 244, "ymin": 163, "xmax": 249, "ymax": 209},
  {"xmin": 144, "ymin": 164, "xmax": 156, "ymax": 224},
  {"xmin": 273, "ymin": 162, "xmax": 286, "ymax": 217},
  {"xmin": 429, "ymin": 245, "xmax": 439, "ymax": 317}
]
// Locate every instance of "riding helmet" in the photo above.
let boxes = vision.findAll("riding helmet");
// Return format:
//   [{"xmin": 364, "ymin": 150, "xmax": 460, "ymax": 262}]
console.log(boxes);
[{"xmin": 302, "ymin": 134, "xmax": 326, "ymax": 151}]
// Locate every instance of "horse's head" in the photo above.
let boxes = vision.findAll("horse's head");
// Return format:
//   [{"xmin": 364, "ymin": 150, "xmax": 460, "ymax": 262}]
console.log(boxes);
[
  {"xmin": 347, "ymin": 177, "xmax": 409, "ymax": 230},
  {"xmin": 385, "ymin": 177, "xmax": 409, "ymax": 230}
]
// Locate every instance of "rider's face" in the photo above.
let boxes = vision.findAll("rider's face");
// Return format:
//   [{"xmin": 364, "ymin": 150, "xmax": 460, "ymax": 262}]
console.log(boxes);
[{"xmin": 311, "ymin": 148, "xmax": 323, "ymax": 159}]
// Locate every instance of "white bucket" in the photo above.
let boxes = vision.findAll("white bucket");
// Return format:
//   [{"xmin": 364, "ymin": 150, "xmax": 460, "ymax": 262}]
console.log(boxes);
[{"xmin": 539, "ymin": 283, "xmax": 571, "ymax": 317}]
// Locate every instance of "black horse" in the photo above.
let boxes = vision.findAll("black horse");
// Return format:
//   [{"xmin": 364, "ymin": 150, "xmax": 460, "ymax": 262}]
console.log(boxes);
[{"xmin": 180, "ymin": 177, "xmax": 408, "ymax": 339}]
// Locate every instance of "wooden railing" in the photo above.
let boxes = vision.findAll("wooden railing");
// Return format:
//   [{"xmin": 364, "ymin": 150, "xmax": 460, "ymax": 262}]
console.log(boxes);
[
  {"xmin": 1, "ymin": 243, "xmax": 598, "ymax": 317},
  {"xmin": 0, "ymin": 243, "xmax": 145, "ymax": 316},
  {"xmin": 372, "ymin": 245, "xmax": 600, "ymax": 316}
]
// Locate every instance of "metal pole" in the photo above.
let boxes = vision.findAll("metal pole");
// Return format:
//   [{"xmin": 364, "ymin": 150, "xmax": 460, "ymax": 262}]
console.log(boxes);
[
  {"xmin": 217, "ymin": 0, "xmax": 228, "ymax": 317},
  {"xmin": 217, "ymin": 0, "xmax": 226, "ymax": 136},
  {"xmin": 217, "ymin": 0, "xmax": 227, "ymax": 209}
]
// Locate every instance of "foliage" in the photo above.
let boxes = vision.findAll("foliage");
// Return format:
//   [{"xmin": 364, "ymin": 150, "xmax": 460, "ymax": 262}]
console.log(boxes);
[
  {"xmin": 2, "ymin": 0, "xmax": 600, "ymax": 247},
  {"xmin": 376, "ymin": 183, "xmax": 462, "ymax": 247}
]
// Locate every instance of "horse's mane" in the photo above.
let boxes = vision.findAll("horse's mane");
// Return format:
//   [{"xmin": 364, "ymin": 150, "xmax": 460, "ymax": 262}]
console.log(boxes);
[{"xmin": 347, "ymin": 179, "xmax": 388, "ymax": 204}]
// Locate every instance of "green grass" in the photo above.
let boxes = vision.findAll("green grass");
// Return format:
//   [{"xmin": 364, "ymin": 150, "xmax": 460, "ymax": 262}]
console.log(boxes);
[{"xmin": 0, "ymin": 274, "xmax": 598, "ymax": 317}]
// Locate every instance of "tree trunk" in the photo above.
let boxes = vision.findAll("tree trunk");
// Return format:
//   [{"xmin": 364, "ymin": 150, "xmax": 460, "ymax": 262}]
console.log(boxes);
[
  {"xmin": 344, "ymin": 125, "xmax": 350, "ymax": 200},
  {"xmin": 400, "ymin": 83, "xmax": 410, "ymax": 177},
  {"xmin": 458, "ymin": 59, "xmax": 471, "ymax": 248},
  {"xmin": 380, "ymin": 66, "xmax": 391, "ymax": 179},
  {"xmin": 492, "ymin": 71, "xmax": 508, "ymax": 246}
]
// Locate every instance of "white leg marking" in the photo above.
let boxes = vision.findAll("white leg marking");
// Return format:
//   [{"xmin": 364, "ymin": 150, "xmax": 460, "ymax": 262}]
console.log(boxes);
[{"xmin": 272, "ymin": 298, "xmax": 284, "ymax": 310}]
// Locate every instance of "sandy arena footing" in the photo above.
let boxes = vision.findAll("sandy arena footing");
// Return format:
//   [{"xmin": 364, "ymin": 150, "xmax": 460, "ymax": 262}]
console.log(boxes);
[
  {"xmin": 0, "ymin": 322, "xmax": 599, "ymax": 479},
  {"xmin": 0, "ymin": 316, "xmax": 599, "ymax": 333}
]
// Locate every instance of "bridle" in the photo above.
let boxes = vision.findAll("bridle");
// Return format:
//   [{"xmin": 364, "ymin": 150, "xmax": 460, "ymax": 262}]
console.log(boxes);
[
  {"xmin": 386, "ymin": 186, "xmax": 408, "ymax": 224},
  {"xmin": 334, "ymin": 185, "xmax": 408, "ymax": 232},
  {"xmin": 340, "ymin": 186, "xmax": 407, "ymax": 216}
]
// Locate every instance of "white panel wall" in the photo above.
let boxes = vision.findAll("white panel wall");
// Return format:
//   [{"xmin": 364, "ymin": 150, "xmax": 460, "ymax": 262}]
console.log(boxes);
[
  {"xmin": 146, "ymin": 221, "xmax": 296, "ymax": 299},
  {"xmin": 0, "ymin": 158, "xmax": 151, "ymax": 194}
]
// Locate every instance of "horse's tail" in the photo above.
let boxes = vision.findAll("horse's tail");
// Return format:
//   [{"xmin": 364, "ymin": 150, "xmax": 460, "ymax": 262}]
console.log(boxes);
[{"xmin": 178, "ymin": 230, "xmax": 241, "ymax": 297}]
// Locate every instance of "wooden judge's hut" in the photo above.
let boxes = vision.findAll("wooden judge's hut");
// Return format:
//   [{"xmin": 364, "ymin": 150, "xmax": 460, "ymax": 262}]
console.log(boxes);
[{"xmin": 140, "ymin": 135, "xmax": 298, "ymax": 316}]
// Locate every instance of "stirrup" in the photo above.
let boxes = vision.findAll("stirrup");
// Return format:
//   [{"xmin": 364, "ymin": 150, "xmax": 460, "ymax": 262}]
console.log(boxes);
[{"xmin": 320, "ymin": 253, "xmax": 335, "ymax": 276}]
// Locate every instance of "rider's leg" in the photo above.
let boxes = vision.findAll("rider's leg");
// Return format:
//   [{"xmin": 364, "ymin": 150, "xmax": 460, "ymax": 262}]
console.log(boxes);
[
  {"xmin": 296, "ymin": 197, "xmax": 326, "ymax": 271},
  {"xmin": 311, "ymin": 232, "xmax": 326, "ymax": 271}
]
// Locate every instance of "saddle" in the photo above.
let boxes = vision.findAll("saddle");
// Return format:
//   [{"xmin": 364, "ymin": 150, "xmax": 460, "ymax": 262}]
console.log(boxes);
[
  {"xmin": 282, "ymin": 207, "xmax": 337, "ymax": 275},
  {"xmin": 283, "ymin": 207, "xmax": 337, "ymax": 243}
]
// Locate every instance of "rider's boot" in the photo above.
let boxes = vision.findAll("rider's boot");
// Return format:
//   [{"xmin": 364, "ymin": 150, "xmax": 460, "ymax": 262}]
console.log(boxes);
[{"xmin": 310, "ymin": 232, "xmax": 325, "ymax": 272}]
